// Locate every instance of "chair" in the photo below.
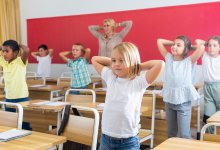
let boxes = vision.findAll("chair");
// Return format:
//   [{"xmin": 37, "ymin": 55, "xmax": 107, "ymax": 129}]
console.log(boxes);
[
  {"xmin": 61, "ymin": 105, "xmax": 99, "ymax": 150},
  {"xmin": 0, "ymin": 102, "xmax": 23, "ymax": 129},
  {"xmin": 57, "ymin": 77, "xmax": 71, "ymax": 88},
  {"xmin": 139, "ymin": 91, "xmax": 156, "ymax": 149},
  {"xmin": 61, "ymin": 72, "xmax": 71, "ymax": 78},
  {"xmin": 26, "ymin": 71, "xmax": 37, "ymax": 78},
  {"xmin": 65, "ymin": 89, "xmax": 96, "ymax": 104},
  {"xmin": 200, "ymin": 122, "xmax": 220, "ymax": 142}
]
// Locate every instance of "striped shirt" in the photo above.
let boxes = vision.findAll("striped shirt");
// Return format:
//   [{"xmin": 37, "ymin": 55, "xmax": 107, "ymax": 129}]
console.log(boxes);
[{"xmin": 67, "ymin": 58, "xmax": 91, "ymax": 88}]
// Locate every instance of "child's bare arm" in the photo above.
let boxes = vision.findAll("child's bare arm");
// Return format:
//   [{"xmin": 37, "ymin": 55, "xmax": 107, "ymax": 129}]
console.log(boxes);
[
  {"xmin": 31, "ymin": 51, "xmax": 39, "ymax": 59},
  {"xmin": 48, "ymin": 49, "xmax": 54, "ymax": 57},
  {"xmin": 157, "ymin": 39, "xmax": 174, "ymax": 57},
  {"xmin": 140, "ymin": 60, "xmax": 165, "ymax": 84},
  {"xmin": 20, "ymin": 44, "xmax": 29, "ymax": 64},
  {"xmin": 190, "ymin": 39, "xmax": 206, "ymax": 64},
  {"xmin": 84, "ymin": 48, "xmax": 91, "ymax": 61},
  {"xmin": 59, "ymin": 51, "xmax": 71, "ymax": 63},
  {"xmin": 91, "ymin": 56, "xmax": 111, "ymax": 75}
]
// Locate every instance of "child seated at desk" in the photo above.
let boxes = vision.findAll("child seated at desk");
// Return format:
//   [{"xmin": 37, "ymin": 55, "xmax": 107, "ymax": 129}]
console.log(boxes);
[
  {"xmin": 59, "ymin": 43, "xmax": 91, "ymax": 94},
  {"xmin": 0, "ymin": 40, "xmax": 31, "ymax": 130}
]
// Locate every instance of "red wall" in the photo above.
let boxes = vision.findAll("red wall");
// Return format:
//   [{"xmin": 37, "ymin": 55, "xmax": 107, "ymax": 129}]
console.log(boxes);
[{"xmin": 27, "ymin": 2, "xmax": 220, "ymax": 64}]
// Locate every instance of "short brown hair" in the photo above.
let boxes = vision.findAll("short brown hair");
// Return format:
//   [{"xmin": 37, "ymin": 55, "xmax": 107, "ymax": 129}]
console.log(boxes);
[{"xmin": 73, "ymin": 42, "xmax": 85, "ymax": 55}]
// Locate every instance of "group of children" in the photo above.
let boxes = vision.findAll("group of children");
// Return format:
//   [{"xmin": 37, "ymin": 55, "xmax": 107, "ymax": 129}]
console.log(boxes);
[{"xmin": 0, "ymin": 34, "xmax": 220, "ymax": 150}]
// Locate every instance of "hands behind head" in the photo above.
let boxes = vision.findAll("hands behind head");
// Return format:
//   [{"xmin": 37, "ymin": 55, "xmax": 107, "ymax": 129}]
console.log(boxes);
[{"xmin": 19, "ymin": 44, "xmax": 30, "ymax": 53}]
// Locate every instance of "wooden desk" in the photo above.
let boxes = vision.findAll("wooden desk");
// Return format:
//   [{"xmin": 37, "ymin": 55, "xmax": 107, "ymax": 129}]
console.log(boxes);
[
  {"xmin": 45, "ymin": 77, "xmax": 58, "ymax": 85},
  {"xmin": 72, "ymin": 101, "xmax": 152, "ymax": 117},
  {"xmin": 19, "ymin": 100, "xmax": 68, "ymax": 133},
  {"xmin": 28, "ymin": 85, "xmax": 65, "ymax": 101},
  {"xmin": 154, "ymin": 137, "xmax": 220, "ymax": 150},
  {"xmin": 0, "ymin": 84, "xmax": 66, "ymax": 101},
  {"xmin": 0, "ymin": 126, "xmax": 66, "ymax": 150}
]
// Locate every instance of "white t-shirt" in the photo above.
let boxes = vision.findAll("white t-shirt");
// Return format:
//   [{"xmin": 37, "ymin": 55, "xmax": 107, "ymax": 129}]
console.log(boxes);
[
  {"xmin": 36, "ymin": 55, "xmax": 52, "ymax": 77},
  {"xmin": 202, "ymin": 52, "xmax": 220, "ymax": 82},
  {"xmin": 101, "ymin": 67, "xmax": 148, "ymax": 138}
]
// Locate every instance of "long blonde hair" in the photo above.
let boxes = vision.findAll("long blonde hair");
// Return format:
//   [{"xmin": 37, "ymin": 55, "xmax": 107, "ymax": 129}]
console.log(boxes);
[{"xmin": 113, "ymin": 42, "xmax": 141, "ymax": 79}]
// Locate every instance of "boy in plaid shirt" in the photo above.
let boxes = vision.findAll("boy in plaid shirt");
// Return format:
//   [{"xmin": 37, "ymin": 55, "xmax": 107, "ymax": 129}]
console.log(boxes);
[{"xmin": 59, "ymin": 43, "xmax": 91, "ymax": 92}]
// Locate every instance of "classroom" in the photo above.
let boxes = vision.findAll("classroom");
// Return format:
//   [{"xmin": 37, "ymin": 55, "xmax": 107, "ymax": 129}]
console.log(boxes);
[{"xmin": 0, "ymin": 0, "xmax": 220, "ymax": 150}]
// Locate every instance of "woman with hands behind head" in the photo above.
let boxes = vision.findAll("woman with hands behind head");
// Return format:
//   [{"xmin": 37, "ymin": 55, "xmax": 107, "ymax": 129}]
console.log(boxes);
[{"xmin": 88, "ymin": 19, "xmax": 132, "ymax": 57}]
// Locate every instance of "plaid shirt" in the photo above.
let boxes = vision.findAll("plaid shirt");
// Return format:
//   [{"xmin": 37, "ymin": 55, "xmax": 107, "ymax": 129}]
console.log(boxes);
[{"xmin": 67, "ymin": 58, "xmax": 91, "ymax": 88}]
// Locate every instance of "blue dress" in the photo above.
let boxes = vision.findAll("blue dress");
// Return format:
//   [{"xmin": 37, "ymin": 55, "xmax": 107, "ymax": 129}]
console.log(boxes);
[{"xmin": 162, "ymin": 53, "xmax": 200, "ymax": 105}]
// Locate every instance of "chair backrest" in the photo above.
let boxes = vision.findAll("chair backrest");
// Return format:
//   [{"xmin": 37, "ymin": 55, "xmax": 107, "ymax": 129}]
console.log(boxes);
[
  {"xmin": 0, "ymin": 102, "xmax": 23, "ymax": 129},
  {"xmin": 201, "ymin": 122, "xmax": 220, "ymax": 142},
  {"xmin": 26, "ymin": 76, "xmax": 46, "ymax": 85},
  {"xmin": 65, "ymin": 89, "xmax": 96, "ymax": 104},
  {"xmin": 61, "ymin": 72, "xmax": 71, "ymax": 78},
  {"xmin": 62, "ymin": 105, "xmax": 99, "ymax": 150},
  {"xmin": 26, "ymin": 71, "xmax": 37, "ymax": 78},
  {"xmin": 139, "ymin": 91, "xmax": 156, "ymax": 149},
  {"xmin": 57, "ymin": 77, "xmax": 71, "ymax": 88}
]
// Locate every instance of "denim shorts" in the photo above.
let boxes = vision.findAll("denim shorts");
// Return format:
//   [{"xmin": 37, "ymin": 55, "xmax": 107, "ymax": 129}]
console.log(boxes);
[
  {"xmin": 69, "ymin": 86, "xmax": 86, "ymax": 95},
  {"xmin": 99, "ymin": 134, "xmax": 140, "ymax": 150}
]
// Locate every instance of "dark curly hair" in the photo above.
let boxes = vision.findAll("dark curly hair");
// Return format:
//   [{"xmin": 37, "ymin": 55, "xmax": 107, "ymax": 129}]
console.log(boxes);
[
  {"xmin": 176, "ymin": 35, "xmax": 192, "ymax": 58},
  {"xmin": 2, "ymin": 40, "xmax": 19, "ymax": 52}
]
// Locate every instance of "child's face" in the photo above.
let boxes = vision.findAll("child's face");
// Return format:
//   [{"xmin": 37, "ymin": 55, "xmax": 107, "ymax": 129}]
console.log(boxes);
[
  {"xmin": 2, "ymin": 46, "xmax": 17, "ymax": 62},
  {"xmin": 111, "ymin": 50, "xmax": 129, "ymax": 78},
  {"xmin": 38, "ymin": 48, "xmax": 48, "ymax": 57},
  {"xmin": 171, "ymin": 39, "xmax": 185, "ymax": 57},
  {"xmin": 207, "ymin": 39, "xmax": 220, "ymax": 57},
  {"xmin": 71, "ymin": 45, "xmax": 82, "ymax": 59}
]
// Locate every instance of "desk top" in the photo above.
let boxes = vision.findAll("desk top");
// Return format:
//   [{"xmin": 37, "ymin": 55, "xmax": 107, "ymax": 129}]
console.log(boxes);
[
  {"xmin": 72, "ymin": 101, "xmax": 152, "ymax": 117},
  {"xmin": 207, "ymin": 111, "xmax": 220, "ymax": 123},
  {"xmin": 19, "ymin": 100, "xmax": 68, "ymax": 112},
  {"xmin": 28, "ymin": 85, "xmax": 66, "ymax": 91},
  {"xmin": 154, "ymin": 137, "xmax": 220, "ymax": 150},
  {"xmin": 0, "ymin": 126, "xmax": 66, "ymax": 150},
  {"xmin": 0, "ymin": 84, "xmax": 66, "ymax": 91}
]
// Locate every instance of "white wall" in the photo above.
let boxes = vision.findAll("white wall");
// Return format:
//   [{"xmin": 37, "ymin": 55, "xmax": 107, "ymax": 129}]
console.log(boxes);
[{"xmin": 20, "ymin": 0, "xmax": 218, "ymax": 79}]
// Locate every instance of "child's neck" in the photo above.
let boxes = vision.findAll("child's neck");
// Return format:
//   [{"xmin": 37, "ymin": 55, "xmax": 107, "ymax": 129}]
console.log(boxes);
[
  {"xmin": 173, "ymin": 55, "xmax": 184, "ymax": 61},
  {"xmin": 73, "ymin": 57, "xmax": 81, "ymax": 60},
  {"xmin": 8, "ymin": 57, "xmax": 16, "ymax": 63},
  {"xmin": 208, "ymin": 53, "xmax": 220, "ymax": 58}
]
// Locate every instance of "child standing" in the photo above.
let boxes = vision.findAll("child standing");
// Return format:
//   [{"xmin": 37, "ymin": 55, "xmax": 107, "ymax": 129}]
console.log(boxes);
[
  {"xmin": 31, "ymin": 44, "xmax": 53, "ymax": 77},
  {"xmin": 201, "ymin": 36, "xmax": 220, "ymax": 125},
  {"xmin": 157, "ymin": 36, "xmax": 205, "ymax": 138},
  {"xmin": 59, "ymin": 43, "xmax": 91, "ymax": 91},
  {"xmin": 0, "ymin": 39, "xmax": 31, "ymax": 130},
  {"xmin": 92, "ymin": 42, "xmax": 164, "ymax": 150}
]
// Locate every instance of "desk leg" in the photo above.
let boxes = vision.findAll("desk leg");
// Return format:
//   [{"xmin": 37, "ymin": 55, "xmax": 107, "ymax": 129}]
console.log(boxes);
[
  {"xmin": 57, "ymin": 111, "xmax": 63, "ymax": 150},
  {"xmin": 197, "ymin": 100, "xmax": 201, "ymax": 140}
]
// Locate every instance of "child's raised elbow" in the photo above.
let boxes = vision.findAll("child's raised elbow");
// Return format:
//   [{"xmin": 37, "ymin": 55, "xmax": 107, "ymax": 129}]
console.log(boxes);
[
  {"xmin": 91, "ymin": 56, "xmax": 97, "ymax": 64},
  {"xmin": 158, "ymin": 60, "xmax": 165, "ymax": 71}
]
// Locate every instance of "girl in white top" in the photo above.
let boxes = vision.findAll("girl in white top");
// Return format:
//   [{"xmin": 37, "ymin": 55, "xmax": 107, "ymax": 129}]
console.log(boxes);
[
  {"xmin": 31, "ymin": 44, "xmax": 53, "ymax": 77},
  {"xmin": 157, "ymin": 36, "xmax": 205, "ymax": 138},
  {"xmin": 92, "ymin": 42, "xmax": 164, "ymax": 150},
  {"xmin": 201, "ymin": 36, "xmax": 220, "ymax": 125}
]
